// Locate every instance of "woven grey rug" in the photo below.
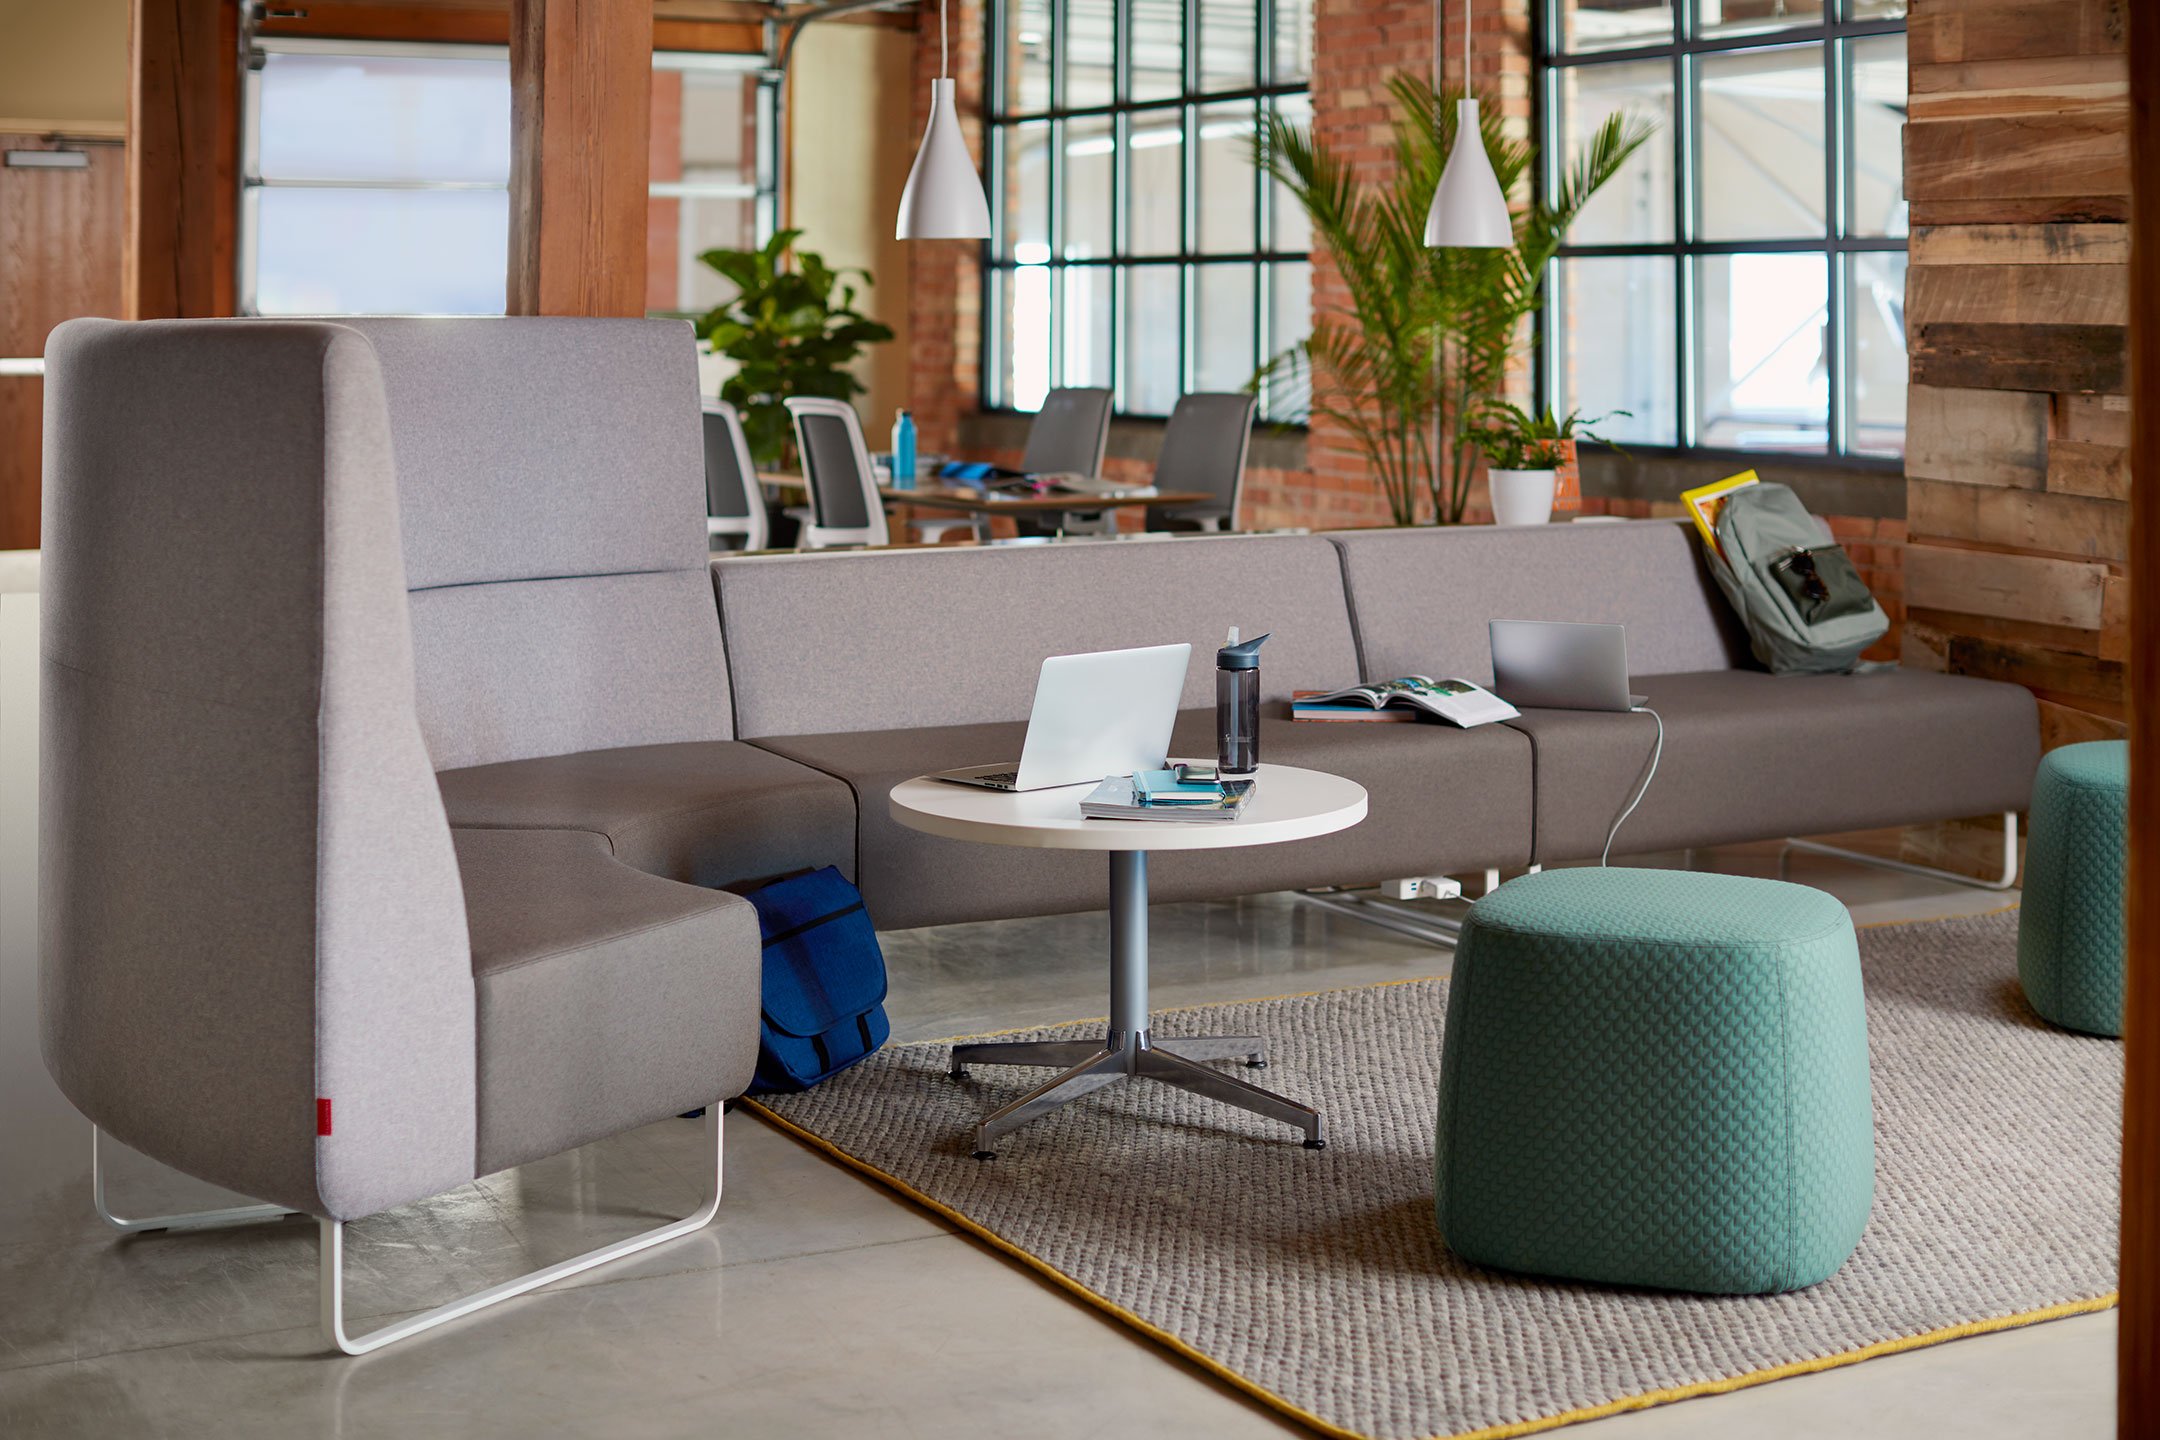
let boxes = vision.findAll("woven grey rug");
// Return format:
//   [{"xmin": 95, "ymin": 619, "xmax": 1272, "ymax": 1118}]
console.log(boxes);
[{"xmin": 750, "ymin": 910, "xmax": 2120, "ymax": 1440}]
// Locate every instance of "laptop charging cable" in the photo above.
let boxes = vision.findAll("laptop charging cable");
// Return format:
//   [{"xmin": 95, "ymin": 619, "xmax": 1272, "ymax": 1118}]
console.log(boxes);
[{"xmin": 1601, "ymin": 705, "xmax": 1664, "ymax": 867}]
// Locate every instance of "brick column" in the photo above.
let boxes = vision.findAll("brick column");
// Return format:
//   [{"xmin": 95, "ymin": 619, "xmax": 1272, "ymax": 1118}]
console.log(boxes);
[{"xmin": 904, "ymin": 0, "xmax": 988, "ymax": 459}]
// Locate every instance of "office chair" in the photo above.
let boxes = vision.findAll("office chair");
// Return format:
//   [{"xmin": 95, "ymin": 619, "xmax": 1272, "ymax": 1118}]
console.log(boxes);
[
  {"xmin": 1146, "ymin": 392, "xmax": 1257, "ymax": 533},
  {"xmin": 1023, "ymin": 387, "xmax": 1113, "ymax": 477},
  {"xmin": 1021, "ymin": 387, "xmax": 1116, "ymax": 535},
  {"xmin": 702, "ymin": 400, "xmax": 769, "ymax": 552},
  {"xmin": 784, "ymin": 397, "xmax": 890, "ymax": 549}
]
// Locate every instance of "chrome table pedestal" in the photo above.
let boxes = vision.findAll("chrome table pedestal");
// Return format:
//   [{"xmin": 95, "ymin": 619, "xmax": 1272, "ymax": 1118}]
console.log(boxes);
[{"xmin": 949, "ymin": 851, "xmax": 1325, "ymax": 1157}]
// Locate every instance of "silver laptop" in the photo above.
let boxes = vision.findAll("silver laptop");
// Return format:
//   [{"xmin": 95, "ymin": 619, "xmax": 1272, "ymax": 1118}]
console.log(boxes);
[
  {"xmin": 935, "ymin": 642, "xmax": 1192, "ymax": 791},
  {"xmin": 1489, "ymin": 619, "xmax": 1645, "ymax": 712}
]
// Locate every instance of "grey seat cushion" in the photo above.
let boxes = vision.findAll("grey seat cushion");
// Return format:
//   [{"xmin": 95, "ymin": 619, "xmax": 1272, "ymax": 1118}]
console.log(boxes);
[
  {"xmin": 437, "ymin": 740, "xmax": 858, "ymax": 890},
  {"xmin": 455, "ymin": 828, "xmax": 762, "ymax": 1176},
  {"xmin": 1510, "ymin": 668, "xmax": 2041, "ymax": 863},
  {"xmin": 753, "ymin": 707, "xmax": 1534, "ymax": 931}
]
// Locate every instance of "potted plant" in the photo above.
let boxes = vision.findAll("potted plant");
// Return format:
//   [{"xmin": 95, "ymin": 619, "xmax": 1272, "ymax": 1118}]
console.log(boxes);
[
  {"xmin": 1255, "ymin": 78, "xmax": 1651, "ymax": 525},
  {"xmin": 1472, "ymin": 402, "xmax": 1627, "ymax": 526},
  {"xmin": 694, "ymin": 229, "xmax": 894, "ymax": 469}
]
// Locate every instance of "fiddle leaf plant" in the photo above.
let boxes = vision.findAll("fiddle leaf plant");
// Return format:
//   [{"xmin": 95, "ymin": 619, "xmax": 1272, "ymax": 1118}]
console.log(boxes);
[{"xmin": 695, "ymin": 229, "xmax": 895, "ymax": 469}]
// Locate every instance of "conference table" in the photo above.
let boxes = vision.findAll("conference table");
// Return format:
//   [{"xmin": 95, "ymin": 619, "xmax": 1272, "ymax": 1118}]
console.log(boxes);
[{"xmin": 757, "ymin": 473, "xmax": 1216, "ymax": 523}]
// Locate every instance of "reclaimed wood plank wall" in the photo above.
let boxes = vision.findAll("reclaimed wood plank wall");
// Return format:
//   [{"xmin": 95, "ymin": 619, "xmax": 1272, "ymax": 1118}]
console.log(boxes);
[{"xmin": 1902, "ymin": 0, "xmax": 2130, "ymax": 759}]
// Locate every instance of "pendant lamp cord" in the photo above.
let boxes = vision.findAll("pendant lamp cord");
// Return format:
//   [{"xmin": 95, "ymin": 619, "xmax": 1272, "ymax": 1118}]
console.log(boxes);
[
  {"xmin": 940, "ymin": 0, "xmax": 949, "ymax": 77},
  {"xmin": 1435, "ymin": 0, "xmax": 1472, "ymax": 92}
]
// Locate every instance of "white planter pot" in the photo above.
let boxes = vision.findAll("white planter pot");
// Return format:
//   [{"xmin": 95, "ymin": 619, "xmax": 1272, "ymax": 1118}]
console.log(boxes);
[{"xmin": 1488, "ymin": 469, "xmax": 1557, "ymax": 527}]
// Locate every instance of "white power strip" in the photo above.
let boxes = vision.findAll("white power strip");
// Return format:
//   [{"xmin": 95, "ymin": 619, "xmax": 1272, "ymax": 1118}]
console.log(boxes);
[{"xmin": 1383, "ymin": 877, "xmax": 1464, "ymax": 902}]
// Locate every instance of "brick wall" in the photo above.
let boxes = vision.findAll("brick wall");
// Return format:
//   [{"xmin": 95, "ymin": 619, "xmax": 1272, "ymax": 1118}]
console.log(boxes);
[
  {"xmin": 903, "ymin": 0, "xmax": 987, "ymax": 462},
  {"xmin": 1305, "ymin": 0, "xmax": 1532, "ymax": 528}
]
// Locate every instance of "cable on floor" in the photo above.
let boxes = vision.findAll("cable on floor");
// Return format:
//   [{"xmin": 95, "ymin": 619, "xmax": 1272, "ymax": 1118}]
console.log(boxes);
[{"xmin": 1602, "ymin": 705, "xmax": 1664, "ymax": 867}]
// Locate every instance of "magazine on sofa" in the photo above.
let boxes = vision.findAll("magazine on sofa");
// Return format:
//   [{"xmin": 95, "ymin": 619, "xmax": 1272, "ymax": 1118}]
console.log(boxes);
[{"xmin": 1294, "ymin": 676, "xmax": 1519, "ymax": 728}]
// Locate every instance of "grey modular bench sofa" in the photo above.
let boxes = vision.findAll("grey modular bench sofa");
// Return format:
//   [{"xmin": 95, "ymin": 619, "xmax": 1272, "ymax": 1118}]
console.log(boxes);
[{"xmin": 38, "ymin": 315, "xmax": 2037, "ymax": 1353}]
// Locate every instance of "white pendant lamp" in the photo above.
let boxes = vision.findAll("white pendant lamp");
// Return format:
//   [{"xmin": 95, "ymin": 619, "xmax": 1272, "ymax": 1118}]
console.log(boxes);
[
  {"xmin": 1424, "ymin": 0, "xmax": 1511, "ymax": 249},
  {"xmin": 896, "ymin": 0, "xmax": 992, "ymax": 240}
]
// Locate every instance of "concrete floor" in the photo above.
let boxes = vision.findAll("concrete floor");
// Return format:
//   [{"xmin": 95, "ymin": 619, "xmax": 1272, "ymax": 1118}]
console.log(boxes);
[{"xmin": 0, "ymin": 841, "xmax": 2115, "ymax": 1439}]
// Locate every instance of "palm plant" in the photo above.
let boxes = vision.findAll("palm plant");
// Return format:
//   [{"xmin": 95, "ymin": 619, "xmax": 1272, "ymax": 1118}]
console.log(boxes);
[{"xmin": 1257, "ymin": 76, "xmax": 1652, "ymax": 524}]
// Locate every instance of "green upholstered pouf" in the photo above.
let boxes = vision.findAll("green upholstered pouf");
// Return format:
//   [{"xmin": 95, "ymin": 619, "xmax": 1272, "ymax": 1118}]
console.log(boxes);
[
  {"xmin": 2018, "ymin": 740, "xmax": 2129, "ymax": 1037},
  {"xmin": 1434, "ymin": 868, "xmax": 1875, "ymax": 1295}
]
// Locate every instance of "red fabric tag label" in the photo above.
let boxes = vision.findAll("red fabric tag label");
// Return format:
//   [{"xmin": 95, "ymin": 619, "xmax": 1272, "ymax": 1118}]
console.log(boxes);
[{"xmin": 317, "ymin": 1098, "xmax": 333, "ymax": 1137}]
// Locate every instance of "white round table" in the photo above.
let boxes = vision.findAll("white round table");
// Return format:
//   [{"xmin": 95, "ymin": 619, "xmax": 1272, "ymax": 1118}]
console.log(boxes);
[{"xmin": 889, "ymin": 762, "xmax": 1367, "ymax": 1156}]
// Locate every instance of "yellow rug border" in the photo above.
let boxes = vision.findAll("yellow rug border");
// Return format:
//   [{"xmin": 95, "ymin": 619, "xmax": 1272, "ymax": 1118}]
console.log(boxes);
[{"xmin": 749, "ymin": 902, "xmax": 2122, "ymax": 1440}]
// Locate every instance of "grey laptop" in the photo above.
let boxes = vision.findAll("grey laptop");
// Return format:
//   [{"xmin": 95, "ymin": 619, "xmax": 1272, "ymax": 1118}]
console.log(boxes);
[
  {"xmin": 934, "ymin": 642, "xmax": 1193, "ymax": 791},
  {"xmin": 1488, "ymin": 619, "xmax": 1645, "ymax": 712}
]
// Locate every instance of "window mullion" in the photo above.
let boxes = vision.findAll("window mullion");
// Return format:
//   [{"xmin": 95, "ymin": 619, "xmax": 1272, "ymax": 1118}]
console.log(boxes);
[
  {"xmin": 1826, "ymin": 33, "xmax": 1851, "ymax": 456},
  {"xmin": 1675, "ymin": 43, "xmax": 1697, "ymax": 447}
]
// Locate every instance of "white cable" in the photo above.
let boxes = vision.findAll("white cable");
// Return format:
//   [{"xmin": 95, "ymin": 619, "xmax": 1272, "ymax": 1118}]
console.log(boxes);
[
  {"xmin": 1601, "ymin": 705, "xmax": 1663, "ymax": 867},
  {"xmin": 940, "ymin": 0, "xmax": 949, "ymax": 77}
]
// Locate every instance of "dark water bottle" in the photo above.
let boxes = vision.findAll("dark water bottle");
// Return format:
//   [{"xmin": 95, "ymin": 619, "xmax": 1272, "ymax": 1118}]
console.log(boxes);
[{"xmin": 1216, "ymin": 628, "xmax": 1268, "ymax": 780}]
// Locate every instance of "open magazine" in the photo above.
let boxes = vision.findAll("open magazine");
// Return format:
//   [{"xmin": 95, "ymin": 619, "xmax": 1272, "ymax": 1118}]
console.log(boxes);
[{"xmin": 1294, "ymin": 675, "xmax": 1520, "ymax": 728}]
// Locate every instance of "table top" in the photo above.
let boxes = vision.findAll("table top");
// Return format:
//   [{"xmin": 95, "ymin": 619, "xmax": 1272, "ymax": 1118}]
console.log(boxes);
[
  {"xmin": 759, "ymin": 473, "xmax": 1216, "ymax": 517},
  {"xmin": 888, "ymin": 761, "xmax": 1367, "ymax": 853}
]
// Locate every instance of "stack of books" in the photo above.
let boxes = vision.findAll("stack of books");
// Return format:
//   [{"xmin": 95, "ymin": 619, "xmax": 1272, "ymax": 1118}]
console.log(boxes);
[{"xmin": 1080, "ymin": 770, "xmax": 1253, "ymax": 822}]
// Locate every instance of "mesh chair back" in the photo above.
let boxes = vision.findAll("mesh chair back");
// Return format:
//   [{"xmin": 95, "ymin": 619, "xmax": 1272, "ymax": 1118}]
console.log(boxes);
[
  {"xmin": 785, "ymin": 398, "xmax": 888, "ymax": 547},
  {"xmin": 1150, "ymin": 392, "xmax": 1256, "ymax": 529},
  {"xmin": 1021, "ymin": 387, "xmax": 1113, "ymax": 477},
  {"xmin": 701, "ymin": 401, "xmax": 768, "ymax": 550}
]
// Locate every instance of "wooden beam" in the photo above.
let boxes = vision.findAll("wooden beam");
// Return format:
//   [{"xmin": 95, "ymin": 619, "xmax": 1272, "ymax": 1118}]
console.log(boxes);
[
  {"xmin": 125, "ymin": 0, "xmax": 237, "ymax": 319},
  {"xmin": 1908, "ymin": 262, "xmax": 2128, "ymax": 328},
  {"xmin": 1907, "ymin": 476, "xmax": 2131, "ymax": 561},
  {"xmin": 1903, "ymin": 542, "xmax": 2112, "ymax": 629},
  {"xmin": 1906, "ymin": 112, "xmax": 2131, "ymax": 205},
  {"xmin": 1909, "ymin": 0, "xmax": 2128, "ymax": 67},
  {"xmin": 2121, "ymin": 0, "xmax": 2160, "ymax": 1427},
  {"xmin": 507, "ymin": 0, "xmax": 655, "ymax": 317},
  {"xmin": 261, "ymin": 5, "xmax": 511, "ymax": 44},
  {"xmin": 1905, "ymin": 384, "xmax": 2049, "ymax": 489},
  {"xmin": 1910, "ymin": 320, "xmax": 2128, "ymax": 393},
  {"xmin": 1909, "ymin": 223, "xmax": 2130, "ymax": 267},
  {"xmin": 259, "ymin": 4, "xmax": 765, "ymax": 53}
]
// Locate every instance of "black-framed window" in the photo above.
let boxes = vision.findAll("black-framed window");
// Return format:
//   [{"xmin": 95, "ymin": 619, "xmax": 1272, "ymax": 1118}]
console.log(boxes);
[
  {"xmin": 1538, "ymin": 1, "xmax": 1908, "ymax": 462},
  {"xmin": 982, "ymin": 0, "xmax": 1315, "ymax": 421}
]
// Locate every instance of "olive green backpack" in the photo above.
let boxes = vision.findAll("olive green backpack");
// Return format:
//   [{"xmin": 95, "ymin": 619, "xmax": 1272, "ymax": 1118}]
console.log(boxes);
[{"xmin": 1705, "ymin": 482, "xmax": 1888, "ymax": 675}]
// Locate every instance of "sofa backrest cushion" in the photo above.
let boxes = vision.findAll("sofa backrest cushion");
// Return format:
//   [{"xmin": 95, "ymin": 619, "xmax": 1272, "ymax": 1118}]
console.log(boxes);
[
  {"xmin": 334, "ymin": 317, "xmax": 734, "ymax": 768},
  {"xmin": 1331, "ymin": 521, "xmax": 1751, "ymax": 685},
  {"xmin": 40, "ymin": 318, "xmax": 476, "ymax": 1222},
  {"xmin": 714, "ymin": 535, "xmax": 1360, "ymax": 737}
]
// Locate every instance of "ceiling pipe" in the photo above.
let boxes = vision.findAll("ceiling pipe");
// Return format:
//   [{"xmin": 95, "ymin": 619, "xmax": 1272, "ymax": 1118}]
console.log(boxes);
[{"xmin": 761, "ymin": 0, "xmax": 918, "ymax": 235}]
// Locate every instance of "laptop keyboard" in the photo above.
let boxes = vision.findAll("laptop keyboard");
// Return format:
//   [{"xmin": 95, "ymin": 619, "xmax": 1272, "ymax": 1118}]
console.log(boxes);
[{"xmin": 973, "ymin": 770, "xmax": 1019, "ymax": 786}]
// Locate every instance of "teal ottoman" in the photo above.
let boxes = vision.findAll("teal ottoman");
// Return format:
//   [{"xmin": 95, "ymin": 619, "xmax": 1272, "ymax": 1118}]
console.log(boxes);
[
  {"xmin": 2019, "ymin": 740, "xmax": 2128, "ymax": 1037},
  {"xmin": 1435, "ymin": 868, "xmax": 1875, "ymax": 1294}
]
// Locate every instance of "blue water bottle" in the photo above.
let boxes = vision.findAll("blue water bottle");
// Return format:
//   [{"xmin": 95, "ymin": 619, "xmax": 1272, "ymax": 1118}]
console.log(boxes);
[{"xmin": 891, "ymin": 409, "xmax": 918, "ymax": 491}]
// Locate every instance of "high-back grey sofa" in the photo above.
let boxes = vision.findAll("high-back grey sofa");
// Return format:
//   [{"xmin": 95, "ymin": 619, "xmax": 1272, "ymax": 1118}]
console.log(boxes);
[{"xmin": 39, "ymin": 316, "xmax": 854, "ymax": 1355}]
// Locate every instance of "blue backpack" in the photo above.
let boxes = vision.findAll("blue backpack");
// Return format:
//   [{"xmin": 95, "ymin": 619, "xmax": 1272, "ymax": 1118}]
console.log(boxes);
[{"xmin": 744, "ymin": 866, "xmax": 890, "ymax": 1094}]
